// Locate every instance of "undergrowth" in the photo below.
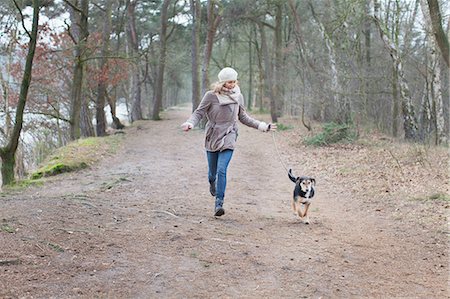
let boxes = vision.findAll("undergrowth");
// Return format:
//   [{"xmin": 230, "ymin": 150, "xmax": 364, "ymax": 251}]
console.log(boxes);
[{"xmin": 304, "ymin": 122, "xmax": 357, "ymax": 146}]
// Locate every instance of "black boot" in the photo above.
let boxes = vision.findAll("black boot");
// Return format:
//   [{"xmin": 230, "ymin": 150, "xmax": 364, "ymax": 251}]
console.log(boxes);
[{"xmin": 214, "ymin": 198, "xmax": 225, "ymax": 216}]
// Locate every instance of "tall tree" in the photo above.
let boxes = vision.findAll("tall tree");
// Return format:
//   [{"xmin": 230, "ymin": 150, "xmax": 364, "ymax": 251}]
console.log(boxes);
[
  {"xmin": 190, "ymin": 0, "xmax": 201, "ymax": 111},
  {"xmin": 427, "ymin": 0, "xmax": 449, "ymax": 67},
  {"xmin": 363, "ymin": 0, "xmax": 373, "ymax": 125},
  {"xmin": 257, "ymin": 20, "xmax": 276, "ymax": 122},
  {"xmin": 66, "ymin": 0, "xmax": 90, "ymax": 140},
  {"xmin": 201, "ymin": 0, "xmax": 221, "ymax": 96},
  {"xmin": 0, "ymin": 0, "xmax": 39, "ymax": 185},
  {"xmin": 127, "ymin": 0, "xmax": 143, "ymax": 122},
  {"xmin": 95, "ymin": 0, "xmax": 113, "ymax": 136},
  {"xmin": 246, "ymin": 24, "xmax": 255, "ymax": 110},
  {"xmin": 152, "ymin": 0, "xmax": 171, "ymax": 120},
  {"xmin": 0, "ymin": 27, "xmax": 17, "ymax": 141},
  {"xmin": 109, "ymin": 0, "xmax": 127, "ymax": 130},
  {"xmin": 391, "ymin": 0, "xmax": 401, "ymax": 138},
  {"xmin": 420, "ymin": 0, "xmax": 447, "ymax": 144},
  {"xmin": 273, "ymin": 1, "xmax": 284, "ymax": 118},
  {"xmin": 310, "ymin": 2, "xmax": 350, "ymax": 124},
  {"xmin": 287, "ymin": 0, "xmax": 314, "ymax": 130},
  {"xmin": 373, "ymin": 1, "xmax": 419, "ymax": 141}
]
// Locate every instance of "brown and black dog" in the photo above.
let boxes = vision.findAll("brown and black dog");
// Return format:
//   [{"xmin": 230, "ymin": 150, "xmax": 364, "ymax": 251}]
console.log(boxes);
[{"xmin": 288, "ymin": 169, "xmax": 316, "ymax": 224}]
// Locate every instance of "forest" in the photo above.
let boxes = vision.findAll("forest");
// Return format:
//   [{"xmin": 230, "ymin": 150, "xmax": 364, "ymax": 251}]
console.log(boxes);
[{"xmin": 0, "ymin": 0, "xmax": 449, "ymax": 186}]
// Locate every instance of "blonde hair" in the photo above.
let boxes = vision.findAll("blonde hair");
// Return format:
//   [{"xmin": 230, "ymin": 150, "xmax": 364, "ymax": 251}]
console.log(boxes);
[
  {"xmin": 210, "ymin": 81, "xmax": 239, "ymax": 93},
  {"xmin": 211, "ymin": 82, "xmax": 225, "ymax": 93}
]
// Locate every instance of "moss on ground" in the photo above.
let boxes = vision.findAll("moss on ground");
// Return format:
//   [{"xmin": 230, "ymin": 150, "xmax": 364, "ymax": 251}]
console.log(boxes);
[{"xmin": 30, "ymin": 135, "xmax": 123, "ymax": 180}]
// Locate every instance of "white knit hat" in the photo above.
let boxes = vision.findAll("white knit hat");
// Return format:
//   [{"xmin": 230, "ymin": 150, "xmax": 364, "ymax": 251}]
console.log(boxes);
[{"xmin": 218, "ymin": 67, "xmax": 238, "ymax": 82}]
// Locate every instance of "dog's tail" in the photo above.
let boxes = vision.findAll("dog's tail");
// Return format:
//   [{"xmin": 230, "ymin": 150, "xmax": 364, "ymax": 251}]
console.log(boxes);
[{"xmin": 288, "ymin": 169, "xmax": 297, "ymax": 183}]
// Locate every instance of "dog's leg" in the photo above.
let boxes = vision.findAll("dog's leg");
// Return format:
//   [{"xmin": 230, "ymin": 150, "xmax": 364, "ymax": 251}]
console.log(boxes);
[
  {"xmin": 296, "ymin": 203, "xmax": 305, "ymax": 219},
  {"xmin": 291, "ymin": 198, "xmax": 296, "ymax": 213},
  {"xmin": 302, "ymin": 203, "xmax": 311, "ymax": 224}
]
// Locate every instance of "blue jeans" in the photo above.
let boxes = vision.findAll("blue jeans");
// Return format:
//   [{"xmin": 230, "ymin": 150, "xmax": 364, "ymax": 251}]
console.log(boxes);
[{"xmin": 207, "ymin": 150, "xmax": 234, "ymax": 207}]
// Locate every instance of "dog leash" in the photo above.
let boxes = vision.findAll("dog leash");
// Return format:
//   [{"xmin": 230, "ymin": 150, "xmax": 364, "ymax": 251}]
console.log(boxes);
[{"xmin": 271, "ymin": 131, "xmax": 290, "ymax": 174}]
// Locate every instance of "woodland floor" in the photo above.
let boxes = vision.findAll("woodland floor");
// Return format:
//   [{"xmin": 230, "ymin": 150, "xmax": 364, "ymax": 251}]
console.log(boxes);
[{"xmin": 0, "ymin": 104, "xmax": 449, "ymax": 298}]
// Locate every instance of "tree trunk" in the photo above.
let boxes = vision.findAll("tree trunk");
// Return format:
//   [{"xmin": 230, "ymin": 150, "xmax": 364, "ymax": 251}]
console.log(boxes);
[
  {"xmin": 373, "ymin": 6, "xmax": 419, "ymax": 141},
  {"xmin": 287, "ymin": 0, "xmax": 315, "ymax": 129},
  {"xmin": 130, "ymin": 72, "xmax": 142, "ymax": 122},
  {"xmin": 392, "ymin": 64, "xmax": 399, "ymax": 137},
  {"xmin": 419, "ymin": 72, "xmax": 433, "ymax": 141},
  {"xmin": 0, "ymin": 0, "xmax": 39, "ymax": 186},
  {"xmin": 274, "ymin": 2, "xmax": 283, "ymax": 118},
  {"xmin": 420, "ymin": 0, "xmax": 447, "ymax": 144},
  {"xmin": 0, "ymin": 37, "xmax": 13, "ymax": 138},
  {"xmin": 127, "ymin": 0, "xmax": 143, "ymax": 122},
  {"xmin": 287, "ymin": 0, "xmax": 308, "ymax": 67},
  {"xmin": 152, "ymin": 0, "xmax": 170, "ymax": 120},
  {"xmin": 310, "ymin": 3, "xmax": 350, "ymax": 124},
  {"xmin": 96, "ymin": 0, "xmax": 113, "ymax": 136},
  {"xmin": 190, "ymin": 0, "xmax": 201, "ymax": 111},
  {"xmin": 69, "ymin": 0, "xmax": 89, "ymax": 140},
  {"xmin": 78, "ymin": 1, "xmax": 94, "ymax": 138},
  {"xmin": 109, "ymin": 0, "xmax": 126, "ymax": 129},
  {"xmin": 80, "ymin": 99, "xmax": 95, "ymax": 137},
  {"xmin": 258, "ymin": 21, "xmax": 277, "ymax": 123},
  {"xmin": 391, "ymin": 1, "xmax": 400, "ymax": 137},
  {"xmin": 427, "ymin": 0, "xmax": 449, "ymax": 67},
  {"xmin": 363, "ymin": 0, "xmax": 372, "ymax": 122},
  {"xmin": 253, "ymin": 28, "xmax": 264, "ymax": 112},
  {"xmin": 201, "ymin": 0, "xmax": 221, "ymax": 96},
  {"xmin": 247, "ymin": 25, "xmax": 254, "ymax": 110}
]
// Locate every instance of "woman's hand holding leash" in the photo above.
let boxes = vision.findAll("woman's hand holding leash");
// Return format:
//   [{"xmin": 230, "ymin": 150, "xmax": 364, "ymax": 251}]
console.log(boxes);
[
  {"xmin": 267, "ymin": 123, "xmax": 277, "ymax": 132},
  {"xmin": 258, "ymin": 122, "xmax": 277, "ymax": 132}
]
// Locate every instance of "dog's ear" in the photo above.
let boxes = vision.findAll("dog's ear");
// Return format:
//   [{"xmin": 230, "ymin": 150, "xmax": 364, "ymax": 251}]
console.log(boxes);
[
  {"xmin": 288, "ymin": 169, "xmax": 297, "ymax": 183},
  {"xmin": 311, "ymin": 178, "xmax": 316, "ymax": 186}
]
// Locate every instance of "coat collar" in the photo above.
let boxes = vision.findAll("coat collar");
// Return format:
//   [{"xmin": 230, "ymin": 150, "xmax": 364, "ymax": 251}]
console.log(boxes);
[{"xmin": 216, "ymin": 86, "xmax": 241, "ymax": 106}]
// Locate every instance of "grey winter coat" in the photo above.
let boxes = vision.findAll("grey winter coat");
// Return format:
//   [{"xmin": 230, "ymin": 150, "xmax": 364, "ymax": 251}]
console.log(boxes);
[{"xmin": 185, "ymin": 88, "xmax": 268, "ymax": 152}]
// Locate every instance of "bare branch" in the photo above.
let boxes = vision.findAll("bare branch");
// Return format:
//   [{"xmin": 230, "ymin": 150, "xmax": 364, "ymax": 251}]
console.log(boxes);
[
  {"xmin": 63, "ymin": 0, "xmax": 83, "ymax": 13},
  {"xmin": 64, "ymin": 18, "xmax": 77, "ymax": 44},
  {"xmin": 80, "ymin": 54, "xmax": 138, "ymax": 63},
  {"xmin": 12, "ymin": 0, "xmax": 31, "ymax": 38},
  {"xmin": 28, "ymin": 111, "xmax": 71, "ymax": 123},
  {"xmin": 92, "ymin": 1, "xmax": 106, "ymax": 12}
]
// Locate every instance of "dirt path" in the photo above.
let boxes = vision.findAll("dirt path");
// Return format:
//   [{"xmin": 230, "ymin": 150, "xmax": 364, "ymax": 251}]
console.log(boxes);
[{"xmin": 1, "ymin": 105, "xmax": 448, "ymax": 298}]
